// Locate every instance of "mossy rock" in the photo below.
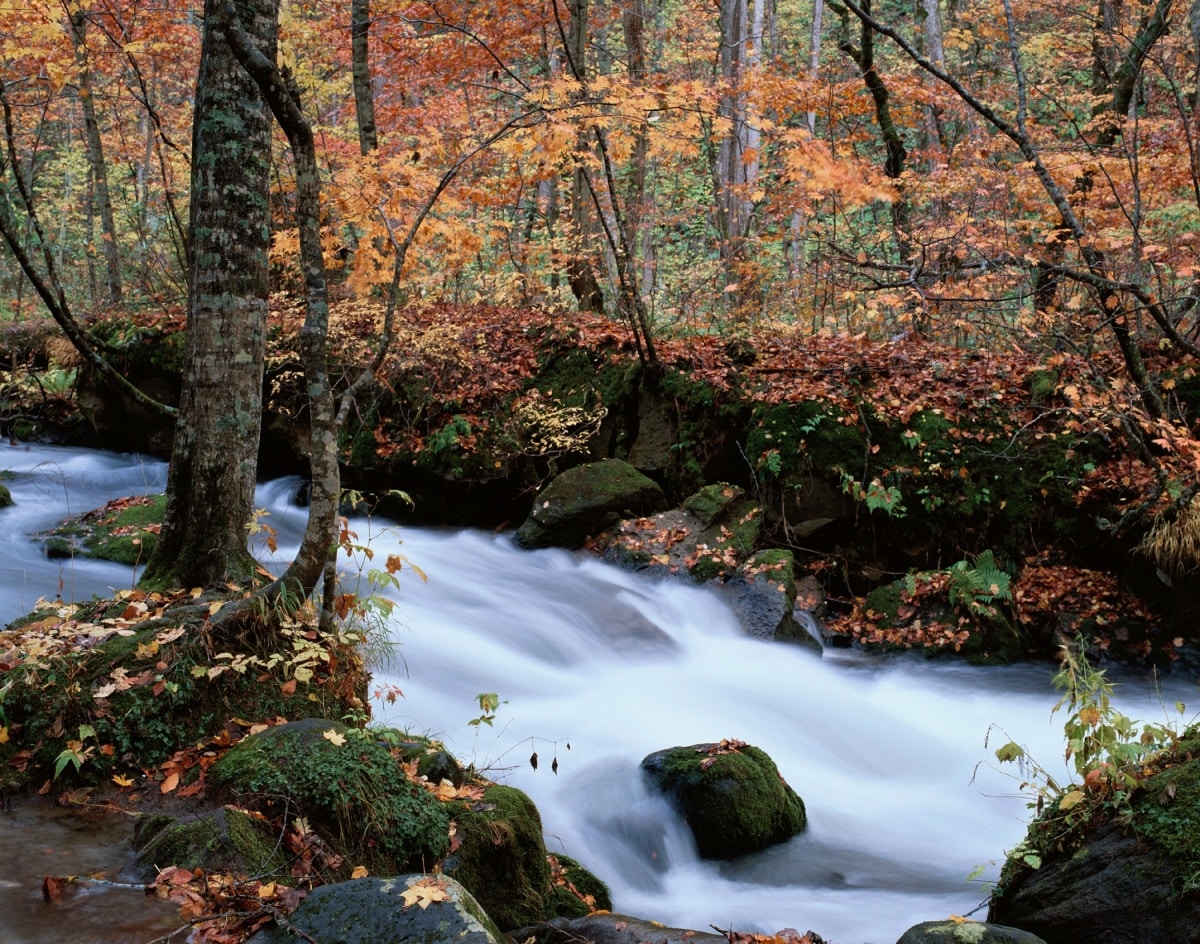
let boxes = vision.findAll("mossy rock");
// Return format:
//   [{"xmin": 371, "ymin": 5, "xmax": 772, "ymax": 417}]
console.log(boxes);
[
  {"xmin": 208, "ymin": 718, "xmax": 450, "ymax": 875},
  {"xmin": 515, "ymin": 459, "xmax": 668, "ymax": 549},
  {"xmin": 898, "ymin": 920, "xmax": 1047, "ymax": 944},
  {"xmin": 37, "ymin": 494, "xmax": 165, "ymax": 564},
  {"xmin": 640, "ymin": 742, "xmax": 806, "ymax": 859},
  {"xmin": 394, "ymin": 734, "xmax": 467, "ymax": 787},
  {"xmin": 681, "ymin": 483, "xmax": 744, "ymax": 528},
  {"xmin": 0, "ymin": 482, "xmax": 11, "ymax": 508},
  {"xmin": 124, "ymin": 807, "xmax": 288, "ymax": 882},
  {"xmin": 989, "ymin": 735, "xmax": 1200, "ymax": 943},
  {"xmin": 548, "ymin": 854, "xmax": 613, "ymax": 918},
  {"xmin": 247, "ymin": 874, "xmax": 504, "ymax": 944},
  {"xmin": 442, "ymin": 784, "xmax": 551, "ymax": 930},
  {"xmin": 687, "ymin": 496, "xmax": 763, "ymax": 582}
]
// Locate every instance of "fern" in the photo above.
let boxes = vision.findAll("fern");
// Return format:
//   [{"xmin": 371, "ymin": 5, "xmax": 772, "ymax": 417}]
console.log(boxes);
[{"xmin": 947, "ymin": 550, "xmax": 1011, "ymax": 616}]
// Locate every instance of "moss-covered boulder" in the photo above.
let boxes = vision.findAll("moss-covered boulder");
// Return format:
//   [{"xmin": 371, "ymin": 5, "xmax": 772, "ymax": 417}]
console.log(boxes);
[
  {"xmin": 515, "ymin": 459, "xmax": 668, "ymax": 549},
  {"xmin": 38, "ymin": 493, "xmax": 165, "ymax": 564},
  {"xmin": 989, "ymin": 743, "xmax": 1200, "ymax": 944},
  {"xmin": 208, "ymin": 718, "xmax": 450, "ymax": 876},
  {"xmin": 0, "ymin": 481, "xmax": 11, "ymax": 508},
  {"xmin": 548, "ymin": 854, "xmax": 613, "ymax": 919},
  {"xmin": 123, "ymin": 807, "xmax": 287, "ymax": 882},
  {"xmin": 640, "ymin": 741, "xmax": 806, "ymax": 859},
  {"xmin": 246, "ymin": 874, "xmax": 504, "ymax": 944},
  {"xmin": 442, "ymin": 784, "xmax": 552, "ymax": 930},
  {"xmin": 898, "ymin": 921, "xmax": 1047, "ymax": 944}
]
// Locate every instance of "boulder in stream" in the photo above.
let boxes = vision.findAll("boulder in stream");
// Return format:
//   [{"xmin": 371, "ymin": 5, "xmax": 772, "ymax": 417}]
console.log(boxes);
[
  {"xmin": 988, "ymin": 735, "xmax": 1200, "ymax": 944},
  {"xmin": 515, "ymin": 459, "xmax": 667, "ymax": 549},
  {"xmin": 641, "ymin": 740, "xmax": 806, "ymax": 859},
  {"xmin": 896, "ymin": 920, "xmax": 1047, "ymax": 944},
  {"xmin": 247, "ymin": 874, "xmax": 503, "ymax": 944}
]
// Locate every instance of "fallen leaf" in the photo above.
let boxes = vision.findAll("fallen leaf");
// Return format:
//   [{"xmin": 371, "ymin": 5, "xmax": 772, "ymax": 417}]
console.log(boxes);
[
  {"xmin": 401, "ymin": 877, "xmax": 450, "ymax": 909},
  {"xmin": 161, "ymin": 771, "xmax": 180, "ymax": 794},
  {"xmin": 322, "ymin": 729, "xmax": 346, "ymax": 746},
  {"xmin": 351, "ymin": 865, "xmax": 369, "ymax": 879}
]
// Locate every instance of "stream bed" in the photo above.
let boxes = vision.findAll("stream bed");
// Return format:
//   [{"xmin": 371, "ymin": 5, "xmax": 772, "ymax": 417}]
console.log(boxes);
[{"xmin": 1, "ymin": 442, "xmax": 1194, "ymax": 943}]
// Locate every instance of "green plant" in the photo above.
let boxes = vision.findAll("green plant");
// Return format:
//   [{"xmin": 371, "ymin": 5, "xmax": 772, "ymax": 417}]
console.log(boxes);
[
  {"xmin": 946, "ymin": 550, "xmax": 1012, "ymax": 617},
  {"xmin": 986, "ymin": 636, "xmax": 1186, "ymax": 874},
  {"xmin": 838, "ymin": 469, "xmax": 907, "ymax": 517}
]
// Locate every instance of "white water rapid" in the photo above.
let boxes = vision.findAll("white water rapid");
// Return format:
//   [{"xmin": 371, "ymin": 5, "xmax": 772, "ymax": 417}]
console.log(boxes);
[{"xmin": 2, "ymin": 444, "xmax": 1194, "ymax": 944}]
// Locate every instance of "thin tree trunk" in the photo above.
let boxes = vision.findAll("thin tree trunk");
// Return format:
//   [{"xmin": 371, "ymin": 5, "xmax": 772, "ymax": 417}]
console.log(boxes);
[
  {"xmin": 351, "ymin": 0, "xmax": 379, "ymax": 155},
  {"xmin": 69, "ymin": 7, "xmax": 123, "ymax": 305}
]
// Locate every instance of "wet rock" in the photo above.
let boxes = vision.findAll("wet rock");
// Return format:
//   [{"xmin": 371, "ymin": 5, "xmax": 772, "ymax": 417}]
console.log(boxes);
[
  {"xmin": 247, "ymin": 874, "xmax": 503, "ymax": 944},
  {"xmin": 897, "ymin": 920, "xmax": 1048, "ymax": 944},
  {"xmin": 641, "ymin": 741, "xmax": 806, "ymax": 859},
  {"xmin": 514, "ymin": 913, "xmax": 726, "ymax": 944},
  {"xmin": 515, "ymin": 459, "xmax": 667, "ymax": 549}
]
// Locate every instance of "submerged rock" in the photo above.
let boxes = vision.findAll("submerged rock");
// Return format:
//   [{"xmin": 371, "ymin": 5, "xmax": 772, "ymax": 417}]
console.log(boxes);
[
  {"xmin": 640, "ymin": 741, "xmax": 806, "ymax": 859},
  {"xmin": 247, "ymin": 874, "xmax": 503, "ymax": 944},
  {"xmin": 515, "ymin": 459, "xmax": 667, "ymax": 549}
]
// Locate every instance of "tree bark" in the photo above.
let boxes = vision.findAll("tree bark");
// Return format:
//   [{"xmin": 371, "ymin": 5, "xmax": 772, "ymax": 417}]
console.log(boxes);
[
  {"xmin": 141, "ymin": 0, "xmax": 277, "ymax": 589},
  {"xmin": 351, "ymin": 0, "xmax": 379, "ymax": 155},
  {"xmin": 69, "ymin": 7, "xmax": 123, "ymax": 305}
]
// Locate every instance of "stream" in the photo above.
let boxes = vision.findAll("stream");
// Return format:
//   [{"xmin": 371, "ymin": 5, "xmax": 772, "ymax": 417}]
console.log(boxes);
[{"xmin": 1, "ymin": 442, "xmax": 1195, "ymax": 944}]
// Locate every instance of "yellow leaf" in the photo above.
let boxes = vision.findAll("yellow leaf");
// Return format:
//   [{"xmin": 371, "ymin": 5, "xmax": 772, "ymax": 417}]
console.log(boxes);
[
  {"xmin": 401, "ymin": 877, "xmax": 450, "ymax": 909},
  {"xmin": 0, "ymin": 726, "xmax": 8, "ymax": 744},
  {"xmin": 208, "ymin": 600, "xmax": 225, "ymax": 616},
  {"xmin": 322, "ymin": 729, "xmax": 346, "ymax": 746},
  {"xmin": 112, "ymin": 773, "xmax": 135, "ymax": 787},
  {"xmin": 351, "ymin": 865, "xmax": 369, "ymax": 879},
  {"xmin": 1059, "ymin": 789, "xmax": 1086, "ymax": 810},
  {"xmin": 257, "ymin": 882, "xmax": 276, "ymax": 898}
]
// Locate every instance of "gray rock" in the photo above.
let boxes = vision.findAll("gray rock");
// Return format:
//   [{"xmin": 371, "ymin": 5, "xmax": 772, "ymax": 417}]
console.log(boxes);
[
  {"xmin": 247, "ymin": 874, "xmax": 503, "ymax": 944},
  {"xmin": 514, "ymin": 913, "xmax": 726, "ymax": 944},
  {"xmin": 897, "ymin": 920, "xmax": 1048, "ymax": 944},
  {"xmin": 515, "ymin": 459, "xmax": 667, "ymax": 549}
]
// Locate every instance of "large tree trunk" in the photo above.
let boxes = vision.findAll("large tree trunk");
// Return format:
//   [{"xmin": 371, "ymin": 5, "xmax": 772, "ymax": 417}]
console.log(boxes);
[
  {"xmin": 141, "ymin": 0, "xmax": 278, "ymax": 590},
  {"xmin": 69, "ymin": 7, "xmax": 123, "ymax": 305}
]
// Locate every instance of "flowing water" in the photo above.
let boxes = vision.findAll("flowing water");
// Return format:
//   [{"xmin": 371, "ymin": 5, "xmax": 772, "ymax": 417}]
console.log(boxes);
[{"xmin": 1, "ymin": 444, "xmax": 1194, "ymax": 944}]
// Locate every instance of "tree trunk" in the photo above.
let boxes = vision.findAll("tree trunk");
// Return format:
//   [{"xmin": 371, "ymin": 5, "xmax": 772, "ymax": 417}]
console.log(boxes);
[
  {"xmin": 351, "ymin": 0, "xmax": 379, "ymax": 155},
  {"xmin": 141, "ymin": 0, "xmax": 277, "ymax": 590},
  {"xmin": 69, "ymin": 7, "xmax": 124, "ymax": 306},
  {"xmin": 565, "ymin": 0, "xmax": 605, "ymax": 312}
]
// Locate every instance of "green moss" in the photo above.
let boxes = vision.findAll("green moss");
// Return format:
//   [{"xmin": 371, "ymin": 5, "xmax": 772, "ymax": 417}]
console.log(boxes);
[
  {"xmin": 549, "ymin": 853, "xmax": 613, "ymax": 918},
  {"xmin": 641, "ymin": 743, "xmax": 806, "ymax": 859},
  {"xmin": 1131, "ymin": 751, "xmax": 1200, "ymax": 891},
  {"xmin": 0, "ymin": 482, "xmax": 10, "ymax": 508},
  {"xmin": 129, "ymin": 807, "xmax": 288, "ymax": 881},
  {"xmin": 682, "ymin": 483, "xmax": 743, "ymax": 527},
  {"xmin": 1029, "ymin": 369, "xmax": 1059, "ymax": 405},
  {"xmin": 445, "ymin": 784, "xmax": 551, "ymax": 930},
  {"xmin": 209, "ymin": 719, "xmax": 450, "ymax": 875}
]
